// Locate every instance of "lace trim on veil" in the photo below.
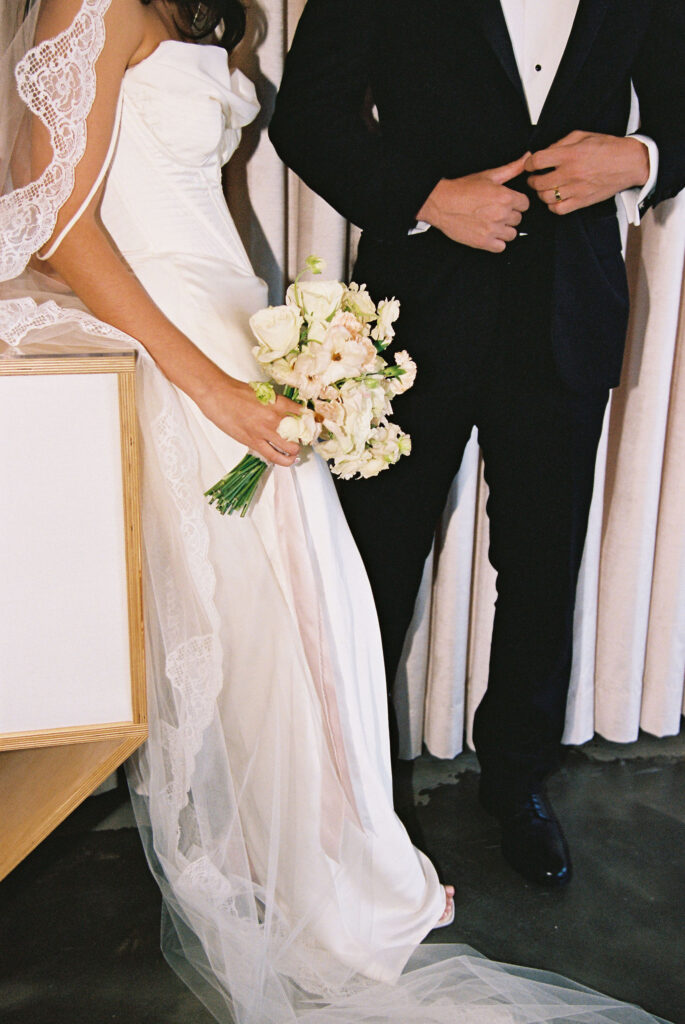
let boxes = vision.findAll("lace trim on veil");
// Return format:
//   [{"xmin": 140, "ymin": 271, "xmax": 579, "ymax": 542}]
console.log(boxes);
[{"xmin": 0, "ymin": 0, "xmax": 112, "ymax": 281}]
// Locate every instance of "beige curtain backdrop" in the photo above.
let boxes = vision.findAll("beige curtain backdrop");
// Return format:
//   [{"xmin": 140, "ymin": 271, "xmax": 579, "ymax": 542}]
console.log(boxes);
[{"xmin": 229, "ymin": 0, "xmax": 685, "ymax": 759}]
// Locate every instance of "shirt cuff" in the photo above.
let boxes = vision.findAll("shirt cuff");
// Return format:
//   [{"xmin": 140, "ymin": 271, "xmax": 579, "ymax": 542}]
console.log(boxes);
[
  {"xmin": 408, "ymin": 220, "xmax": 431, "ymax": 236},
  {"xmin": 617, "ymin": 134, "xmax": 659, "ymax": 226}
]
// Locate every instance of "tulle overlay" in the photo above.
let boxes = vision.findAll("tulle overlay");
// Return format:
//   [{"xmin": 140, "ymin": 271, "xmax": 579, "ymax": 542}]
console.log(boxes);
[{"xmin": 0, "ymin": 4, "xmax": 669, "ymax": 1023}]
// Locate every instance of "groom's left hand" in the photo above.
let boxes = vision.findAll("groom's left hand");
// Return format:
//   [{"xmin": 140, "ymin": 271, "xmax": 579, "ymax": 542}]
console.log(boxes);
[{"xmin": 525, "ymin": 131, "xmax": 650, "ymax": 214}]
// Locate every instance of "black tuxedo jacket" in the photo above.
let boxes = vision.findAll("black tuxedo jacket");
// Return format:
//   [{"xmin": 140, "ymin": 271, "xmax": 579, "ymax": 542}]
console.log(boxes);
[{"xmin": 270, "ymin": 0, "xmax": 685, "ymax": 392}]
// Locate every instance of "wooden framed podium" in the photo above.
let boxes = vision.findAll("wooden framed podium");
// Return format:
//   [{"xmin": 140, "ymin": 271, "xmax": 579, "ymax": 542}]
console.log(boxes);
[{"xmin": 0, "ymin": 349, "xmax": 146, "ymax": 880}]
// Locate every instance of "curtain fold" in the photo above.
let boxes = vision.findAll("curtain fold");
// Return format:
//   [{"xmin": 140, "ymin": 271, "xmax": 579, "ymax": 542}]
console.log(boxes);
[{"xmin": 234, "ymin": 1, "xmax": 685, "ymax": 760}]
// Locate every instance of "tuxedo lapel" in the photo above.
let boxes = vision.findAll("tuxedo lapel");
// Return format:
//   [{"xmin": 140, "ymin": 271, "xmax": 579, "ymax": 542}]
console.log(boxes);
[
  {"xmin": 462, "ymin": 0, "xmax": 526, "ymax": 108},
  {"xmin": 534, "ymin": 0, "xmax": 610, "ymax": 132}
]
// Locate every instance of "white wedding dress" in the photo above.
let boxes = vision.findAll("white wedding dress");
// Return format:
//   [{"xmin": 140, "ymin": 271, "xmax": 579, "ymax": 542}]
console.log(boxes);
[
  {"xmin": 0, "ymin": 5, "xmax": 669, "ymax": 1022},
  {"xmin": 102, "ymin": 36, "xmax": 444, "ymax": 985}
]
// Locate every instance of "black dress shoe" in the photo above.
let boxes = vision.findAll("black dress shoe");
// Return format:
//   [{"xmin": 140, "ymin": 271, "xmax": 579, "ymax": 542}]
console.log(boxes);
[{"xmin": 479, "ymin": 785, "xmax": 572, "ymax": 887}]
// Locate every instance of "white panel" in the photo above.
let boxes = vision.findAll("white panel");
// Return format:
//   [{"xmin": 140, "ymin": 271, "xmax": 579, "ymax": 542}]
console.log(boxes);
[{"xmin": 0, "ymin": 372, "xmax": 133, "ymax": 733}]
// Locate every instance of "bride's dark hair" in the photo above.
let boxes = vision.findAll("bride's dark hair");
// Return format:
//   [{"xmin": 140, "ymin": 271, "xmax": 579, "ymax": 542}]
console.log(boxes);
[{"xmin": 140, "ymin": 1, "xmax": 246, "ymax": 53}]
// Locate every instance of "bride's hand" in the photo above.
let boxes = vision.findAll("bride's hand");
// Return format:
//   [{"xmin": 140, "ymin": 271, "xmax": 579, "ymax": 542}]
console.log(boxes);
[{"xmin": 199, "ymin": 375, "xmax": 303, "ymax": 466}]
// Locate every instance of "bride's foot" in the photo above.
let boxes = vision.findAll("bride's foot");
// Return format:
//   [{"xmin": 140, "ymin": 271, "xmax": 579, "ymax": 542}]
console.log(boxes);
[{"xmin": 435, "ymin": 884, "xmax": 455, "ymax": 928}]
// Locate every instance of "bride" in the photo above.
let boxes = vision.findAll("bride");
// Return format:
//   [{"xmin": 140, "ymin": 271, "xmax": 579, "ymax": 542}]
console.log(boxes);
[{"xmin": 0, "ymin": 2, "xmax": 668, "ymax": 1022}]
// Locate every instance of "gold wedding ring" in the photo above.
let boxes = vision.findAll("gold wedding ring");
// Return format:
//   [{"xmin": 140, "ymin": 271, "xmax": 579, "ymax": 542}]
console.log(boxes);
[{"xmin": 554, "ymin": 187, "xmax": 562, "ymax": 202}]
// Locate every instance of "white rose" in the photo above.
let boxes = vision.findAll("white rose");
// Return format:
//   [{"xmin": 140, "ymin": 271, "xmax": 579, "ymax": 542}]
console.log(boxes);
[
  {"xmin": 250, "ymin": 305, "xmax": 302, "ymax": 363},
  {"xmin": 286, "ymin": 279, "xmax": 345, "ymax": 322},
  {"xmin": 278, "ymin": 407, "xmax": 321, "ymax": 446}
]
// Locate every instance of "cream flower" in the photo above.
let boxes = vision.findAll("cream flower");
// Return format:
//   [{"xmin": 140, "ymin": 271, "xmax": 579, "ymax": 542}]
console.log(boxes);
[
  {"xmin": 316, "ymin": 397, "xmax": 370, "ymax": 460},
  {"xmin": 286, "ymin": 279, "xmax": 345, "ymax": 322},
  {"xmin": 337, "ymin": 380, "xmax": 375, "ymax": 453},
  {"xmin": 328, "ymin": 453, "xmax": 367, "ymax": 480},
  {"xmin": 288, "ymin": 343, "xmax": 333, "ymax": 399},
  {"xmin": 250, "ymin": 305, "xmax": 302, "ymax": 363},
  {"xmin": 278, "ymin": 407, "xmax": 321, "ymax": 446},
  {"xmin": 367, "ymin": 380, "xmax": 393, "ymax": 422},
  {"xmin": 268, "ymin": 356, "xmax": 300, "ymax": 388},
  {"xmin": 313, "ymin": 388, "xmax": 345, "ymax": 428},
  {"xmin": 316, "ymin": 431, "xmax": 347, "ymax": 461},
  {"xmin": 387, "ymin": 350, "xmax": 417, "ymax": 395},
  {"xmin": 343, "ymin": 282, "xmax": 377, "ymax": 322},
  {"xmin": 356, "ymin": 453, "xmax": 390, "ymax": 478},
  {"xmin": 319, "ymin": 326, "xmax": 378, "ymax": 386},
  {"xmin": 327, "ymin": 423, "xmax": 411, "ymax": 479},
  {"xmin": 331, "ymin": 450, "xmax": 386, "ymax": 480},
  {"xmin": 369, "ymin": 423, "xmax": 411, "ymax": 464},
  {"xmin": 372, "ymin": 297, "xmax": 401, "ymax": 343},
  {"xmin": 330, "ymin": 310, "xmax": 367, "ymax": 338},
  {"xmin": 306, "ymin": 317, "xmax": 330, "ymax": 344}
]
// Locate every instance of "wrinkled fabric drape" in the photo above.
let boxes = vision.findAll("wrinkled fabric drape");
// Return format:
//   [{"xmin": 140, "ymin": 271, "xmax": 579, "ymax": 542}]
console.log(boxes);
[{"xmin": 229, "ymin": 0, "xmax": 685, "ymax": 760}]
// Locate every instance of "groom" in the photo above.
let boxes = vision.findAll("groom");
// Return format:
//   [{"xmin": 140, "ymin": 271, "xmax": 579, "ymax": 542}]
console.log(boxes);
[{"xmin": 269, "ymin": 0, "xmax": 685, "ymax": 886}]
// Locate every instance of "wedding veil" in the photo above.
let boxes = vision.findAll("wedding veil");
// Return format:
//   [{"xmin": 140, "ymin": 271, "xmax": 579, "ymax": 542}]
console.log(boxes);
[{"xmin": 0, "ymin": 4, "xmax": 671, "ymax": 1023}]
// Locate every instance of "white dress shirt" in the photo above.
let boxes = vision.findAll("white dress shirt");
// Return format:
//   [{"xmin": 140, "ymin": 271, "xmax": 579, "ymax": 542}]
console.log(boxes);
[
  {"xmin": 413, "ymin": 0, "xmax": 657, "ymax": 232},
  {"xmin": 501, "ymin": 0, "xmax": 578, "ymax": 124}
]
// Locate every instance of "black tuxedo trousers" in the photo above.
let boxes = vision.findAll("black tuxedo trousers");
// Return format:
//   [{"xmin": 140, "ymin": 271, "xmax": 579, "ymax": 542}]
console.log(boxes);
[{"xmin": 337, "ymin": 224, "xmax": 607, "ymax": 795}]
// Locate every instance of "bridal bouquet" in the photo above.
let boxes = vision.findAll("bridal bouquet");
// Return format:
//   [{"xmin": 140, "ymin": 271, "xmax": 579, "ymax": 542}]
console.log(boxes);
[{"xmin": 205, "ymin": 257, "xmax": 416, "ymax": 516}]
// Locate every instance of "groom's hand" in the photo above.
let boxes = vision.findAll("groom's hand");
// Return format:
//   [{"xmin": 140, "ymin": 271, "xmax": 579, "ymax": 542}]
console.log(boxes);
[
  {"xmin": 415, "ymin": 153, "xmax": 530, "ymax": 253},
  {"xmin": 525, "ymin": 131, "xmax": 650, "ymax": 214}
]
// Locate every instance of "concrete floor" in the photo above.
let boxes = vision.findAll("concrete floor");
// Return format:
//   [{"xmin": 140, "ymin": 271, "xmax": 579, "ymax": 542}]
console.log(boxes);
[{"xmin": 1, "ymin": 733, "xmax": 683, "ymax": 1024}]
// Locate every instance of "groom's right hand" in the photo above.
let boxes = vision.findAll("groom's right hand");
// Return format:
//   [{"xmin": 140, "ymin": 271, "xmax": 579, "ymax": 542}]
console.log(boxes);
[{"xmin": 415, "ymin": 153, "xmax": 530, "ymax": 252}]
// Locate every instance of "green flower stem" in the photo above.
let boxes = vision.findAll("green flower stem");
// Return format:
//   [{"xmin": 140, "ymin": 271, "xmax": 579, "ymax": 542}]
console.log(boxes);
[
  {"xmin": 334, "ymin": 368, "xmax": 405, "ymax": 387},
  {"xmin": 290, "ymin": 254, "xmax": 324, "ymax": 310},
  {"xmin": 205, "ymin": 454, "xmax": 268, "ymax": 517}
]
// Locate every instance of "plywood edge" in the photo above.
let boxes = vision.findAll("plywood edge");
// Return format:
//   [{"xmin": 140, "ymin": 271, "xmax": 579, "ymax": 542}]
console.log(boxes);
[
  {"xmin": 0, "ymin": 721, "xmax": 147, "ymax": 752},
  {"xmin": 118, "ymin": 371, "xmax": 147, "ymax": 726},
  {"xmin": 0, "ymin": 354, "xmax": 136, "ymax": 376},
  {"xmin": 0, "ymin": 731, "xmax": 146, "ymax": 880}
]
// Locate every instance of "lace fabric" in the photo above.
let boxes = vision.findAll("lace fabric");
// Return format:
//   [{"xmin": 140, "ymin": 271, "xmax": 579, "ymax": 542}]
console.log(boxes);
[{"xmin": 0, "ymin": 0, "xmax": 112, "ymax": 281}]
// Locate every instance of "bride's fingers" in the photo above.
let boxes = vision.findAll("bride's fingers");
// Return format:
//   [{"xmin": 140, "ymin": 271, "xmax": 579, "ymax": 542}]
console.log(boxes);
[
  {"xmin": 254, "ymin": 438, "xmax": 298, "ymax": 466},
  {"xmin": 267, "ymin": 437, "xmax": 297, "ymax": 458},
  {"xmin": 275, "ymin": 394, "xmax": 306, "ymax": 416},
  {"xmin": 267, "ymin": 425, "xmax": 299, "ymax": 457}
]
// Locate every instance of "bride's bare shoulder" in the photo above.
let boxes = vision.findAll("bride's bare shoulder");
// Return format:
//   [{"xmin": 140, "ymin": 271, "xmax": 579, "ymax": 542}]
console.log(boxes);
[{"xmin": 35, "ymin": 0, "xmax": 147, "ymax": 62}]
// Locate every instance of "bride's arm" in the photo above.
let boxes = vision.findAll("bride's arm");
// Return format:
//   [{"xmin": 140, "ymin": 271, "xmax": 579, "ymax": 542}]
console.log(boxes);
[{"xmin": 33, "ymin": 0, "xmax": 300, "ymax": 467}]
